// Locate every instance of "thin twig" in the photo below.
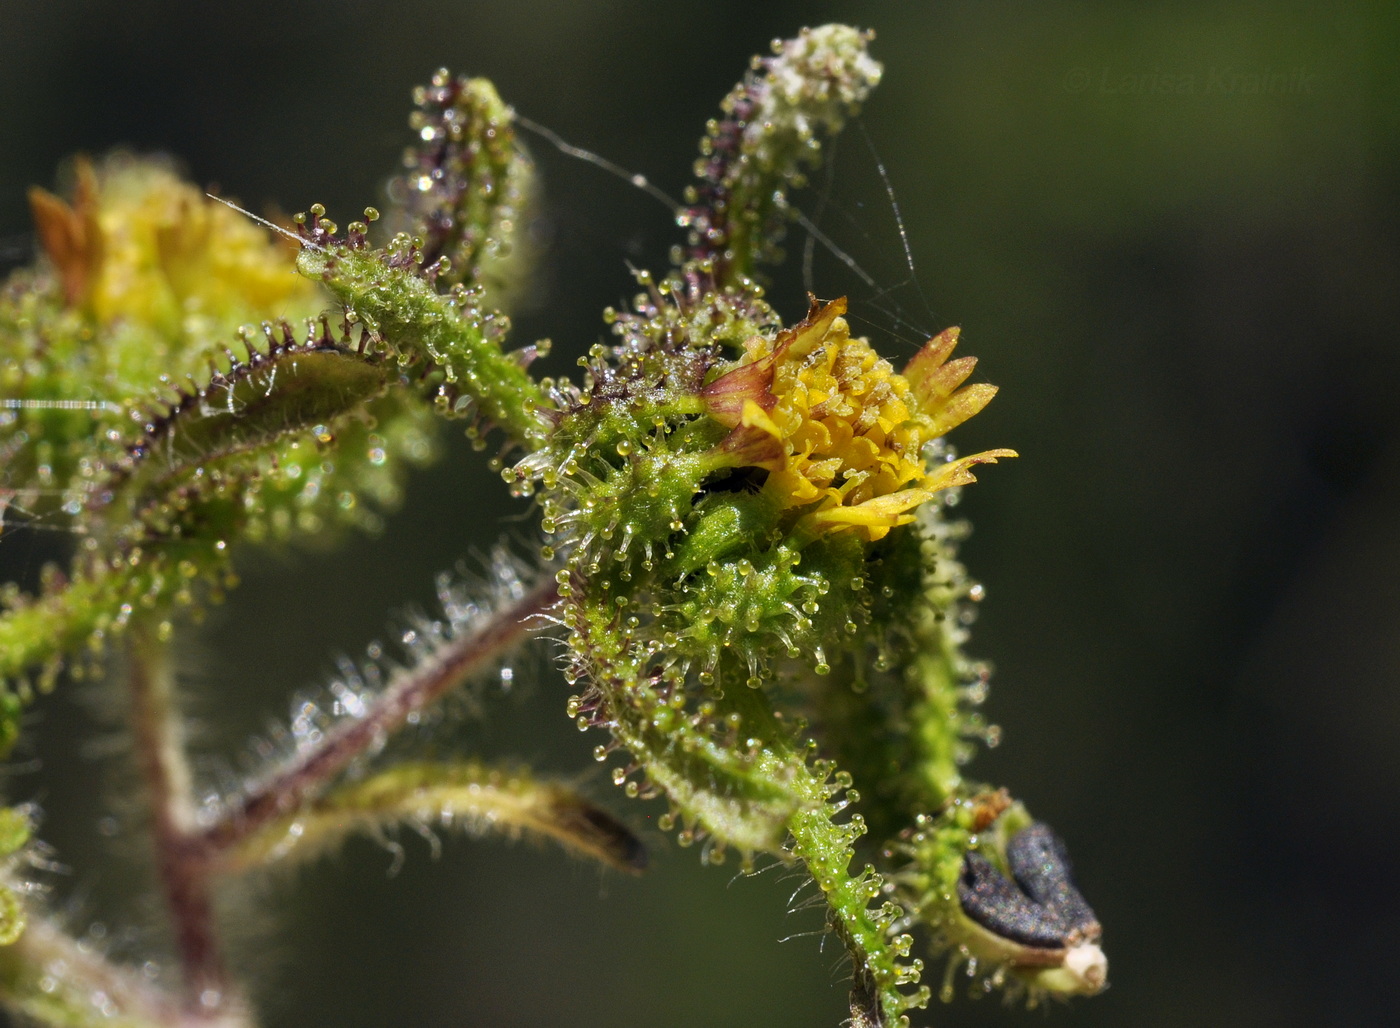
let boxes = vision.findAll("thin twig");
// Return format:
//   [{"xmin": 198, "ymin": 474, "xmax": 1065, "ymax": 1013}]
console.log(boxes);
[{"xmin": 195, "ymin": 579, "xmax": 559, "ymax": 858}]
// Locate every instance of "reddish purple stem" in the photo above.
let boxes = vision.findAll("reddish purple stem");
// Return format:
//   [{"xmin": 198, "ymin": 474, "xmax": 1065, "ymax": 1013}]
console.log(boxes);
[
  {"xmin": 195, "ymin": 578, "xmax": 558, "ymax": 857},
  {"xmin": 126, "ymin": 579, "xmax": 556, "ymax": 1016}
]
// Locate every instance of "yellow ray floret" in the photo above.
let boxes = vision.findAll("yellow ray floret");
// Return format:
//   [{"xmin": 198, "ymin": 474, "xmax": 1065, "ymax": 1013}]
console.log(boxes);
[{"xmin": 703, "ymin": 297, "xmax": 1015, "ymax": 542}]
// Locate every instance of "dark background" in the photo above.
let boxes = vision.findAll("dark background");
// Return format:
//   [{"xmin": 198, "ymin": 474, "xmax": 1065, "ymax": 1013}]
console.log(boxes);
[{"xmin": 2, "ymin": 2, "xmax": 1397, "ymax": 1026}]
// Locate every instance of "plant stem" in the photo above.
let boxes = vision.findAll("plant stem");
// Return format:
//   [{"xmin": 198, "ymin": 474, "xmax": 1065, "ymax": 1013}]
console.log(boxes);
[
  {"xmin": 126, "ymin": 622, "xmax": 229, "ymax": 1015},
  {"xmin": 195, "ymin": 579, "xmax": 558, "ymax": 859},
  {"xmin": 0, "ymin": 910, "xmax": 252, "ymax": 1028}
]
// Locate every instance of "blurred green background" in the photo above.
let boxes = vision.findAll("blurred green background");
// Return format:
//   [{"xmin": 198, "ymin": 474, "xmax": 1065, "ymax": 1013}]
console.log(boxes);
[{"xmin": 2, "ymin": 1, "xmax": 1397, "ymax": 1025}]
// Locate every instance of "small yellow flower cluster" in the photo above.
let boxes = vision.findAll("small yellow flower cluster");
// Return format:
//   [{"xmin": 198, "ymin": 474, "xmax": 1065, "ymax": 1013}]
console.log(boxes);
[
  {"xmin": 30, "ymin": 156, "xmax": 317, "ymax": 329},
  {"xmin": 704, "ymin": 297, "xmax": 1014, "ymax": 541},
  {"xmin": 28, "ymin": 155, "xmax": 322, "ymax": 392}
]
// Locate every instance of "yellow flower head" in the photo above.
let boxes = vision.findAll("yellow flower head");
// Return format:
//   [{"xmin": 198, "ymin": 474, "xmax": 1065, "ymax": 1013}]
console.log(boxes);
[
  {"xmin": 29, "ymin": 155, "xmax": 319, "ymax": 332},
  {"xmin": 28, "ymin": 155, "xmax": 323, "ymax": 395},
  {"xmin": 703, "ymin": 297, "xmax": 1015, "ymax": 541}
]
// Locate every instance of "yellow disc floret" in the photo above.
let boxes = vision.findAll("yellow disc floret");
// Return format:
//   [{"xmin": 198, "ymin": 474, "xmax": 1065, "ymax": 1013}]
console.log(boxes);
[{"xmin": 703, "ymin": 297, "xmax": 1015, "ymax": 542}]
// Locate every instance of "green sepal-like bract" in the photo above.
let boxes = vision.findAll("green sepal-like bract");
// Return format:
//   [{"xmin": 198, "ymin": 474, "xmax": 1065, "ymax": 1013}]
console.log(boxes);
[
  {"xmin": 392, "ymin": 73, "xmax": 536, "ymax": 308},
  {"xmin": 297, "ymin": 235, "xmax": 549, "ymax": 447},
  {"xmin": 225, "ymin": 760, "xmax": 645, "ymax": 876}
]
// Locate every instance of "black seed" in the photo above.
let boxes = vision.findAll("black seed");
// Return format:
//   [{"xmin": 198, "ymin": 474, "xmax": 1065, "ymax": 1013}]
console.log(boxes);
[
  {"xmin": 957, "ymin": 851, "xmax": 1072, "ymax": 949},
  {"xmin": 1008, "ymin": 822, "xmax": 1100, "ymax": 942}
]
